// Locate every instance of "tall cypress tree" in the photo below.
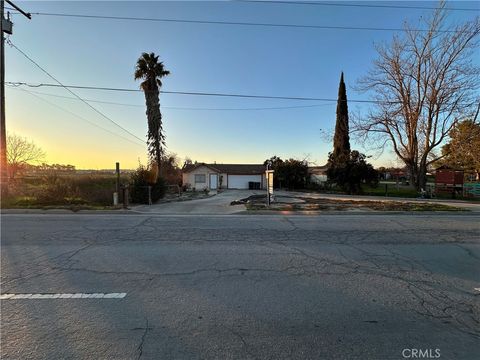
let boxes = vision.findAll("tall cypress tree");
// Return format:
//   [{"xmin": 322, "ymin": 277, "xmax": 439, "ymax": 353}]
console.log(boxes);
[
  {"xmin": 327, "ymin": 73, "xmax": 378, "ymax": 193},
  {"xmin": 332, "ymin": 72, "xmax": 351, "ymax": 162}
]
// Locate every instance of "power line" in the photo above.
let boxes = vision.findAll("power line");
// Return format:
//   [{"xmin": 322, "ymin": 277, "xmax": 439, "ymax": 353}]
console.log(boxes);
[
  {"xmin": 25, "ymin": 11, "xmax": 472, "ymax": 34},
  {"xmin": 14, "ymin": 87, "xmax": 145, "ymax": 148},
  {"xmin": 10, "ymin": 81, "xmax": 477, "ymax": 107},
  {"xmin": 6, "ymin": 40, "xmax": 146, "ymax": 144},
  {"xmin": 18, "ymin": 88, "xmax": 145, "ymax": 108},
  {"xmin": 239, "ymin": 1, "xmax": 480, "ymax": 12},
  {"xmin": 7, "ymin": 81, "xmax": 397, "ymax": 104},
  {"xmin": 5, "ymin": 0, "xmax": 31, "ymax": 18},
  {"xmin": 6, "ymin": 85, "xmax": 336, "ymax": 111}
]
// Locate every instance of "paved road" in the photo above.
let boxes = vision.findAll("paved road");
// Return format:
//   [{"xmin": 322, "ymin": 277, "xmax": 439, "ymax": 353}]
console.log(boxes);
[{"xmin": 1, "ymin": 213, "xmax": 479, "ymax": 359}]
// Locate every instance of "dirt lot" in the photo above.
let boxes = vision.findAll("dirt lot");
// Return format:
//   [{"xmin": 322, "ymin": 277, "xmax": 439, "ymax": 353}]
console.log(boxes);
[{"xmin": 241, "ymin": 195, "xmax": 465, "ymax": 212}]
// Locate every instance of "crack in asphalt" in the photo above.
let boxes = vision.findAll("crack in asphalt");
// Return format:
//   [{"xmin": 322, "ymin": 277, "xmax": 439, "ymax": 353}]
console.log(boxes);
[
  {"xmin": 136, "ymin": 317, "xmax": 150, "ymax": 360},
  {"xmin": 50, "ymin": 265, "xmax": 304, "ymax": 278},
  {"xmin": 0, "ymin": 240, "xmax": 95, "ymax": 291},
  {"xmin": 262, "ymin": 240, "xmax": 480, "ymax": 338},
  {"xmin": 282, "ymin": 217, "xmax": 299, "ymax": 232},
  {"xmin": 2, "ymin": 217, "xmax": 479, "ymax": 340},
  {"xmin": 222, "ymin": 324, "xmax": 257, "ymax": 360},
  {"xmin": 454, "ymin": 244, "xmax": 480, "ymax": 261}
]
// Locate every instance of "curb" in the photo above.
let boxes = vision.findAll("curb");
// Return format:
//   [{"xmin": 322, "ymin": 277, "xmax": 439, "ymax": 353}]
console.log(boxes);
[
  {"xmin": 241, "ymin": 210, "xmax": 478, "ymax": 216},
  {"xmin": 1, "ymin": 209, "xmax": 133, "ymax": 215}
]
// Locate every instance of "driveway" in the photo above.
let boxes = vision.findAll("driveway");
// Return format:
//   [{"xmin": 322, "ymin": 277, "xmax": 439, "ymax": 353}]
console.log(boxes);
[{"xmin": 132, "ymin": 190, "xmax": 264, "ymax": 214}]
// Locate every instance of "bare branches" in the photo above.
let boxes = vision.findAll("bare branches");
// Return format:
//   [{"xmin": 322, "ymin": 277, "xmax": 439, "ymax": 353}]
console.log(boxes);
[
  {"xmin": 6, "ymin": 133, "xmax": 46, "ymax": 178},
  {"xmin": 354, "ymin": 4, "xmax": 479, "ymax": 188}
]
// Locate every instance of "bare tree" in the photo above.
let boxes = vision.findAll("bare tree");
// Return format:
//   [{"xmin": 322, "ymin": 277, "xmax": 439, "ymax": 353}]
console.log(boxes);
[
  {"xmin": 7, "ymin": 133, "xmax": 45, "ymax": 179},
  {"xmin": 355, "ymin": 3, "xmax": 479, "ymax": 190},
  {"xmin": 182, "ymin": 157, "xmax": 193, "ymax": 169}
]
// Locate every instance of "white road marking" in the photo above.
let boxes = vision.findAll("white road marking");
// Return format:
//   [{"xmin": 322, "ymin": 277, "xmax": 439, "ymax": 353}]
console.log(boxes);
[{"xmin": 0, "ymin": 293, "xmax": 126, "ymax": 300}]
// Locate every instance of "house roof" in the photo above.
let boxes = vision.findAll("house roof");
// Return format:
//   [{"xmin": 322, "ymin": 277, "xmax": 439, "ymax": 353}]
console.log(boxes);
[
  {"xmin": 308, "ymin": 165, "xmax": 329, "ymax": 175},
  {"xmin": 182, "ymin": 163, "xmax": 220, "ymax": 173},
  {"xmin": 435, "ymin": 165, "xmax": 464, "ymax": 172},
  {"xmin": 183, "ymin": 163, "xmax": 265, "ymax": 175}
]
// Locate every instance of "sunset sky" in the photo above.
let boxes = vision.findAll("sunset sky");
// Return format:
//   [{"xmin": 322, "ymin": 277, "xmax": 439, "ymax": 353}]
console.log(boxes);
[{"xmin": 5, "ymin": 1, "xmax": 479, "ymax": 169}]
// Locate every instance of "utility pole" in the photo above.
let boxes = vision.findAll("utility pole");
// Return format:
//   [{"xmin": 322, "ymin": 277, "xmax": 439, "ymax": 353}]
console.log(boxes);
[{"xmin": 1, "ymin": 0, "xmax": 31, "ymax": 196}]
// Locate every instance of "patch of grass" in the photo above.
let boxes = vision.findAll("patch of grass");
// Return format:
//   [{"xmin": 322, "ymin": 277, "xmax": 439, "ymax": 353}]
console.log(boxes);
[
  {"xmin": 301, "ymin": 183, "xmax": 420, "ymax": 198},
  {"xmin": 361, "ymin": 184, "xmax": 418, "ymax": 198},
  {"xmin": 1, "ymin": 202, "xmax": 122, "ymax": 212},
  {"xmin": 433, "ymin": 193, "xmax": 480, "ymax": 202},
  {"xmin": 40, "ymin": 205, "xmax": 119, "ymax": 212}
]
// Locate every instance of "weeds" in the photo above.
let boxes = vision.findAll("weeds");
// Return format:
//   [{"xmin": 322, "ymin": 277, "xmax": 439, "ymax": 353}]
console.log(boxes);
[{"xmin": 2, "ymin": 173, "xmax": 129, "ymax": 208}]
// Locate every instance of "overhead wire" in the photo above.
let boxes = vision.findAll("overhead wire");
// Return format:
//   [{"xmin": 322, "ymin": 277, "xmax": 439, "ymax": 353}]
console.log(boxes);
[
  {"xmin": 238, "ymin": 1, "xmax": 480, "ymax": 12},
  {"xmin": 9, "ymin": 82, "xmax": 477, "ymax": 108},
  {"xmin": 5, "ymin": 85, "xmax": 337, "ymax": 111},
  {"xmin": 12, "ymin": 87, "xmax": 146, "ymax": 148},
  {"xmin": 6, "ymin": 82, "xmax": 398, "ymax": 104},
  {"xmin": 18, "ymin": 11, "xmax": 475, "ymax": 34},
  {"xmin": 21, "ymin": 12, "xmax": 472, "ymax": 33},
  {"xmin": 6, "ymin": 39, "xmax": 146, "ymax": 144}
]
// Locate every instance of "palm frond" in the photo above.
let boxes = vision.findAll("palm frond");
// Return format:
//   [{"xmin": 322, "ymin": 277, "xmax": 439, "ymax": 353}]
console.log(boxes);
[{"xmin": 135, "ymin": 52, "xmax": 170, "ymax": 91}]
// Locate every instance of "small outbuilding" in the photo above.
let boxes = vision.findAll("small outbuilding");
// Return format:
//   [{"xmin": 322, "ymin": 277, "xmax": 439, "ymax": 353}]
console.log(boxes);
[
  {"xmin": 182, "ymin": 163, "xmax": 267, "ymax": 190},
  {"xmin": 435, "ymin": 165, "xmax": 464, "ymax": 197}
]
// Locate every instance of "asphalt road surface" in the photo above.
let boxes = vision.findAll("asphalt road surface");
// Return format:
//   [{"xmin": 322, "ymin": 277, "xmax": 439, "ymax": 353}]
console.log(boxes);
[{"xmin": 1, "ymin": 213, "xmax": 479, "ymax": 359}]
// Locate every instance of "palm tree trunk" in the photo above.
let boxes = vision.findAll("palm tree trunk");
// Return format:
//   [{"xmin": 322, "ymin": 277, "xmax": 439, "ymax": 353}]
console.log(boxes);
[{"xmin": 144, "ymin": 87, "xmax": 164, "ymax": 179}]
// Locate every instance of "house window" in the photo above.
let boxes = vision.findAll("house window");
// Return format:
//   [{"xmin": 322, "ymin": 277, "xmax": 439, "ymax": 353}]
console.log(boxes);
[{"xmin": 195, "ymin": 174, "xmax": 206, "ymax": 183}]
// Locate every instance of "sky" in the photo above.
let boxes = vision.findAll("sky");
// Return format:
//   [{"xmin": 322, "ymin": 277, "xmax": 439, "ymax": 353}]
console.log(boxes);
[{"xmin": 5, "ymin": 0, "xmax": 479, "ymax": 169}]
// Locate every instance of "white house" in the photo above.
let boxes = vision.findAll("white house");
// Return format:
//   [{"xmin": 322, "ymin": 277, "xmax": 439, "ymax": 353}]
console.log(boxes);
[
  {"xmin": 309, "ymin": 165, "xmax": 329, "ymax": 184},
  {"xmin": 182, "ymin": 163, "xmax": 267, "ymax": 190}
]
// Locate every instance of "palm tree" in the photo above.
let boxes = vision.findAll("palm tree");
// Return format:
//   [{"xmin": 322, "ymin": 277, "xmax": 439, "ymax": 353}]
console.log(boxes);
[{"xmin": 134, "ymin": 52, "xmax": 170, "ymax": 178}]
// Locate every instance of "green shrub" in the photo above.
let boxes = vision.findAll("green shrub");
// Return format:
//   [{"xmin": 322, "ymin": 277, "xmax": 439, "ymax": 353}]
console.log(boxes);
[
  {"xmin": 129, "ymin": 165, "xmax": 166, "ymax": 204},
  {"xmin": 71, "ymin": 175, "xmax": 122, "ymax": 206},
  {"xmin": 327, "ymin": 151, "xmax": 379, "ymax": 195},
  {"xmin": 263, "ymin": 156, "xmax": 310, "ymax": 190},
  {"xmin": 36, "ymin": 174, "xmax": 76, "ymax": 205},
  {"xmin": 151, "ymin": 177, "xmax": 167, "ymax": 202}
]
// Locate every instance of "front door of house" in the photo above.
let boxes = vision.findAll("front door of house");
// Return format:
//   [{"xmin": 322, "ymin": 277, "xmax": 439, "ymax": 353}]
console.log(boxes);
[{"xmin": 209, "ymin": 174, "xmax": 218, "ymax": 190}]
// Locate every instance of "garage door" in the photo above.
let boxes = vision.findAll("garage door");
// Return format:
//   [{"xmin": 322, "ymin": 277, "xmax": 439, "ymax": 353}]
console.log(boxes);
[{"xmin": 228, "ymin": 175, "xmax": 262, "ymax": 189}]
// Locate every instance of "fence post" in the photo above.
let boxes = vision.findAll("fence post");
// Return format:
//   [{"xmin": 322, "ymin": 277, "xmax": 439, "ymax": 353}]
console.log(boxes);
[
  {"xmin": 115, "ymin": 162, "xmax": 120, "ymax": 194},
  {"xmin": 385, "ymin": 183, "xmax": 388, "ymax": 197},
  {"xmin": 123, "ymin": 185, "xmax": 129, "ymax": 209},
  {"xmin": 112, "ymin": 162, "xmax": 120, "ymax": 206}
]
